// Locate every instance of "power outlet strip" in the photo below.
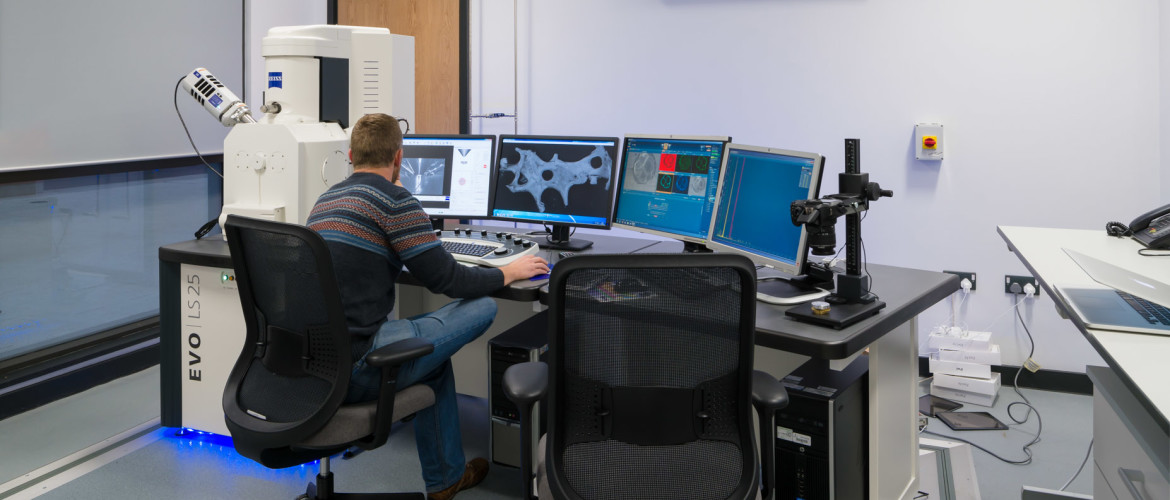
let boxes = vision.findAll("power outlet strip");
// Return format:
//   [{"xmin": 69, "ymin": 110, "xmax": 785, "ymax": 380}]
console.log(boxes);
[
  {"xmin": 1004, "ymin": 275, "xmax": 1039, "ymax": 295},
  {"xmin": 944, "ymin": 270, "xmax": 976, "ymax": 291}
]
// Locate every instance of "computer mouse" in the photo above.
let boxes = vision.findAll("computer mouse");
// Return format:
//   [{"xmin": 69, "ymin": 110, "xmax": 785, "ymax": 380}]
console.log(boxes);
[{"xmin": 528, "ymin": 262, "xmax": 554, "ymax": 281}]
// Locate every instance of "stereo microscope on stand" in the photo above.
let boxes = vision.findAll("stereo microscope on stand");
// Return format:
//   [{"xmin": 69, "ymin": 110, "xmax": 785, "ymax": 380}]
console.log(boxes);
[{"xmin": 787, "ymin": 138, "xmax": 892, "ymax": 329}]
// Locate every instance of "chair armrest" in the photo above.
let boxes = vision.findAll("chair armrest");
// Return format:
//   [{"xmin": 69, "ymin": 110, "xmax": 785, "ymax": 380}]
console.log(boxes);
[
  {"xmin": 752, "ymin": 370, "xmax": 789, "ymax": 500},
  {"xmin": 357, "ymin": 338, "xmax": 434, "ymax": 451},
  {"xmin": 503, "ymin": 361, "xmax": 548, "ymax": 406},
  {"xmin": 503, "ymin": 362, "xmax": 547, "ymax": 500},
  {"xmin": 752, "ymin": 370, "xmax": 789, "ymax": 411},
  {"xmin": 366, "ymin": 337, "xmax": 434, "ymax": 368}
]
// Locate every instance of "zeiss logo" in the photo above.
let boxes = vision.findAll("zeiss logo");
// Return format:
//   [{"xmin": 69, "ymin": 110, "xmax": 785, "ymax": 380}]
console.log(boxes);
[{"xmin": 268, "ymin": 72, "xmax": 283, "ymax": 89}]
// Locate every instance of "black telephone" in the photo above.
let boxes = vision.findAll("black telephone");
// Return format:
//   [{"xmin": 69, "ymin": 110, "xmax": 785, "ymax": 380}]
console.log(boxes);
[{"xmin": 1109, "ymin": 204, "xmax": 1170, "ymax": 249}]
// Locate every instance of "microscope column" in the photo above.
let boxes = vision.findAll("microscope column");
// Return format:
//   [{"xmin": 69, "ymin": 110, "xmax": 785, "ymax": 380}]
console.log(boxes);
[{"xmin": 837, "ymin": 139, "xmax": 873, "ymax": 303}]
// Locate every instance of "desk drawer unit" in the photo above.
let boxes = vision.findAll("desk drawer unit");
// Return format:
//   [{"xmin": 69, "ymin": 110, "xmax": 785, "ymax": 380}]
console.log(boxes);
[
  {"xmin": 1093, "ymin": 463, "xmax": 1120, "ymax": 500},
  {"xmin": 1091, "ymin": 369, "xmax": 1169, "ymax": 500}
]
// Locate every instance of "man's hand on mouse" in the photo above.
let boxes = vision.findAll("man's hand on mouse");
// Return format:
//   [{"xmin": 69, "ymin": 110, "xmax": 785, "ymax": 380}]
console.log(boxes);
[{"xmin": 501, "ymin": 255, "xmax": 551, "ymax": 284}]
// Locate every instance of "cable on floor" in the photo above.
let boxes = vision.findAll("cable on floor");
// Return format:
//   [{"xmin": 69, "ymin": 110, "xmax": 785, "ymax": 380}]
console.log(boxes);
[{"xmin": 1058, "ymin": 438, "xmax": 1093, "ymax": 491}]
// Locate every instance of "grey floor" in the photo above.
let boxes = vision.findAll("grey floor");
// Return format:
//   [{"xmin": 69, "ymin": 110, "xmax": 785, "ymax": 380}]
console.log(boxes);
[
  {"xmin": 920, "ymin": 383, "xmax": 1095, "ymax": 499},
  {"xmin": 0, "ymin": 367, "xmax": 1094, "ymax": 500}
]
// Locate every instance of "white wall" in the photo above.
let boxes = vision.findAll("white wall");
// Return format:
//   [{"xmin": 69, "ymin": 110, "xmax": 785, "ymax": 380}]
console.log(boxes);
[
  {"xmin": 1164, "ymin": 0, "xmax": 1170, "ymax": 200},
  {"xmin": 471, "ymin": 0, "xmax": 1165, "ymax": 373},
  {"xmin": 244, "ymin": 0, "xmax": 327, "ymax": 116},
  {"xmin": 470, "ymin": 0, "xmax": 521, "ymax": 138}
]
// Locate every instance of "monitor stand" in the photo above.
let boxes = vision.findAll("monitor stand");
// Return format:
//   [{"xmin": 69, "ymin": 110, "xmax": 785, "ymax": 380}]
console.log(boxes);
[
  {"xmin": 756, "ymin": 275, "xmax": 831, "ymax": 306},
  {"xmin": 540, "ymin": 224, "xmax": 594, "ymax": 251},
  {"xmin": 681, "ymin": 241, "xmax": 712, "ymax": 253}
]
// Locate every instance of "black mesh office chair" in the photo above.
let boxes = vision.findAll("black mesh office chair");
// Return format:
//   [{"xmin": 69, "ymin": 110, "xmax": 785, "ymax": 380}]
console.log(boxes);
[
  {"xmin": 223, "ymin": 215, "xmax": 437, "ymax": 499},
  {"xmin": 504, "ymin": 253, "xmax": 789, "ymax": 500}
]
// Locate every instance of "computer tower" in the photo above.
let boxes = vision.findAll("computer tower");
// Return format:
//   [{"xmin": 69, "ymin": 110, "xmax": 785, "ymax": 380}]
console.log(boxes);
[
  {"xmin": 488, "ymin": 310, "xmax": 548, "ymax": 468},
  {"xmin": 776, "ymin": 356, "xmax": 869, "ymax": 500}
]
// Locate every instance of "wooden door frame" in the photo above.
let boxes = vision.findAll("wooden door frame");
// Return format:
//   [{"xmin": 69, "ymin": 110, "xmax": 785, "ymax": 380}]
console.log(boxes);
[{"xmin": 327, "ymin": 0, "xmax": 469, "ymax": 133}]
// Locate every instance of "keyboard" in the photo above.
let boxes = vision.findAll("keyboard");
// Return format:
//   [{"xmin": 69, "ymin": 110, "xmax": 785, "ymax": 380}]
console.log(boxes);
[
  {"xmin": 442, "ymin": 240, "xmax": 496, "ymax": 258},
  {"xmin": 438, "ymin": 229, "xmax": 540, "ymax": 268},
  {"xmin": 1118, "ymin": 291, "xmax": 1170, "ymax": 325}
]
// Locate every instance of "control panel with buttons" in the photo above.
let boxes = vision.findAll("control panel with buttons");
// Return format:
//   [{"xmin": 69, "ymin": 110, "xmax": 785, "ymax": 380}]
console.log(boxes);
[{"xmin": 438, "ymin": 228, "xmax": 541, "ymax": 268}]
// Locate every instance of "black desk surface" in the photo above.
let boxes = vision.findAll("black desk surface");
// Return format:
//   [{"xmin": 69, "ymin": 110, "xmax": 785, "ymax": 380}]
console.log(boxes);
[
  {"xmin": 159, "ymin": 237, "xmax": 232, "ymax": 267},
  {"xmin": 161, "ymin": 230, "xmax": 957, "ymax": 361},
  {"xmin": 636, "ymin": 240, "xmax": 960, "ymax": 359},
  {"xmin": 393, "ymin": 226, "xmax": 659, "ymax": 301},
  {"xmin": 159, "ymin": 225, "xmax": 660, "ymax": 303}
]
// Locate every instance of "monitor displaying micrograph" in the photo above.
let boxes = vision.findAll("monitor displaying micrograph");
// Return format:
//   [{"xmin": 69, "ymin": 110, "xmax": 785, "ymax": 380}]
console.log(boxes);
[
  {"xmin": 612, "ymin": 134, "xmax": 730, "ymax": 248},
  {"xmin": 400, "ymin": 135, "xmax": 497, "ymax": 218},
  {"xmin": 491, "ymin": 135, "xmax": 620, "ymax": 250}
]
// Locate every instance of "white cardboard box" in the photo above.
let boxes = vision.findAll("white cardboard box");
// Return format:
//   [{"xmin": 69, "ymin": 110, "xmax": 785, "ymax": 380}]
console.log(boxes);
[
  {"xmin": 929, "ymin": 354, "xmax": 992, "ymax": 379},
  {"xmin": 927, "ymin": 330, "xmax": 993, "ymax": 351},
  {"xmin": 931, "ymin": 383, "xmax": 998, "ymax": 408},
  {"xmin": 938, "ymin": 344, "xmax": 1002, "ymax": 365},
  {"xmin": 932, "ymin": 372, "xmax": 1001, "ymax": 397}
]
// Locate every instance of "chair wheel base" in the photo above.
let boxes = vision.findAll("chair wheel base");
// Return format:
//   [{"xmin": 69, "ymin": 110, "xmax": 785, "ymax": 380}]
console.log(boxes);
[{"xmin": 299, "ymin": 479, "xmax": 425, "ymax": 499}]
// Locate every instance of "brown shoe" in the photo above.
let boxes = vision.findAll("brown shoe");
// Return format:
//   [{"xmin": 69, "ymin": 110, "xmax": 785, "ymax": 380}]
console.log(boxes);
[{"xmin": 427, "ymin": 458, "xmax": 489, "ymax": 500}]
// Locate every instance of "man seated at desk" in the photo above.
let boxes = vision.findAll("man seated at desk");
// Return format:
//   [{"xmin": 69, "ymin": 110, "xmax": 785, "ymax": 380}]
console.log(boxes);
[{"xmin": 307, "ymin": 113, "xmax": 549, "ymax": 500}]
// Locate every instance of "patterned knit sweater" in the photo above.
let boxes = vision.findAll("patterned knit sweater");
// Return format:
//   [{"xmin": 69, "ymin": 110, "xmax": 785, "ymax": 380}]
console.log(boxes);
[{"xmin": 307, "ymin": 172, "xmax": 503, "ymax": 358}]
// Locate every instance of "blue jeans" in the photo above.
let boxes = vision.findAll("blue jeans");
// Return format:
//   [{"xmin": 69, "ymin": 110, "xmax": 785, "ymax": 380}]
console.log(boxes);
[{"xmin": 345, "ymin": 297, "xmax": 498, "ymax": 493}]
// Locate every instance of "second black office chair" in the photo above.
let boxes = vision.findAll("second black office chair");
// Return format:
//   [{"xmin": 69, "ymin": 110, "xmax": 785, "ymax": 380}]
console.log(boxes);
[
  {"xmin": 504, "ymin": 253, "xmax": 790, "ymax": 500},
  {"xmin": 223, "ymin": 215, "xmax": 436, "ymax": 499}
]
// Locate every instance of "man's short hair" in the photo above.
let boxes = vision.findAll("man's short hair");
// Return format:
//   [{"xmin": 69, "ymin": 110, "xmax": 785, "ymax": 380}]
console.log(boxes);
[{"xmin": 349, "ymin": 113, "xmax": 403, "ymax": 168}]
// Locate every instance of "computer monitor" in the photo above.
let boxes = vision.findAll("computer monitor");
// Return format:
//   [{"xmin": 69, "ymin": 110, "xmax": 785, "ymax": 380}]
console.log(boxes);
[
  {"xmin": 612, "ymin": 134, "xmax": 730, "ymax": 252},
  {"xmin": 707, "ymin": 144, "xmax": 826, "ymax": 303},
  {"xmin": 400, "ymin": 134, "xmax": 497, "ymax": 224},
  {"xmin": 491, "ymin": 135, "xmax": 620, "ymax": 251}
]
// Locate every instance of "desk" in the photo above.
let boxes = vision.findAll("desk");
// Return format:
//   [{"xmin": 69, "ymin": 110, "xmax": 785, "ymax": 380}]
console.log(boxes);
[
  {"xmin": 998, "ymin": 226, "xmax": 1169, "ymax": 498},
  {"xmin": 159, "ymin": 227, "xmax": 957, "ymax": 500},
  {"xmin": 157, "ymin": 227, "xmax": 657, "ymax": 435},
  {"xmin": 635, "ymin": 240, "xmax": 958, "ymax": 357}
]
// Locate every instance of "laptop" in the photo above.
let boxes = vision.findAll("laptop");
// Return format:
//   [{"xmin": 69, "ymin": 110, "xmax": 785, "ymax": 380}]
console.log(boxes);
[{"xmin": 1054, "ymin": 248, "xmax": 1170, "ymax": 335}]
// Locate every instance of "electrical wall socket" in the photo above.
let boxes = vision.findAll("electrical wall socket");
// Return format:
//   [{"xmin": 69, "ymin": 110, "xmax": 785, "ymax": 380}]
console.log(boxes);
[
  {"xmin": 1004, "ymin": 275, "xmax": 1039, "ymax": 295},
  {"xmin": 943, "ymin": 270, "xmax": 976, "ymax": 291}
]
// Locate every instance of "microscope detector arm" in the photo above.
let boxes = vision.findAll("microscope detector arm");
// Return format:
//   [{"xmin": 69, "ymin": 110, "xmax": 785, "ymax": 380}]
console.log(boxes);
[{"xmin": 181, "ymin": 68, "xmax": 255, "ymax": 126}]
